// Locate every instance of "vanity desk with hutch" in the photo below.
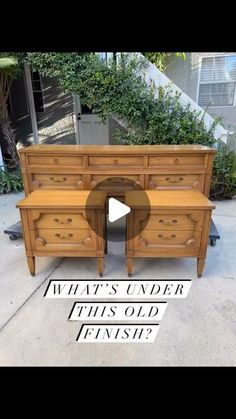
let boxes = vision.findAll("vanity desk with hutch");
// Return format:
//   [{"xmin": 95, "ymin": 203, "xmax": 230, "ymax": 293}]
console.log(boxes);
[{"xmin": 18, "ymin": 144, "xmax": 216, "ymax": 277}]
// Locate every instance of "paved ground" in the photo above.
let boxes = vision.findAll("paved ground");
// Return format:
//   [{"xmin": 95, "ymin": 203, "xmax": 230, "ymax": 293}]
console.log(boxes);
[{"xmin": 0, "ymin": 192, "xmax": 235, "ymax": 366}]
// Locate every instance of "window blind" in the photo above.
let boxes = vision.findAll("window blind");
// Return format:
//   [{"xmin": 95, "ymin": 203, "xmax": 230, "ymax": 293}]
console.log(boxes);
[{"xmin": 199, "ymin": 55, "xmax": 236, "ymax": 106}]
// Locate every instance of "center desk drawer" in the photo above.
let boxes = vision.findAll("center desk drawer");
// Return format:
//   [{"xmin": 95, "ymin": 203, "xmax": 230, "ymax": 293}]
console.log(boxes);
[
  {"xmin": 28, "ymin": 154, "xmax": 83, "ymax": 167},
  {"xmin": 88, "ymin": 155, "xmax": 143, "ymax": 168},
  {"xmin": 148, "ymin": 174, "xmax": 204, "ymax": 191},
  {"xmin": 148, "ymin": 154, "xmax": 205, "ymax": 167},
  {"xmin": 31, "ymin": 174, "xmax": 85, "ymax": 190},
  {"xmin": 89, "ymin": 174, "xmax": 142, "ymax": 190},
  {"xmin": 29, "ymin": 210, "xmax": 94, "ymax": 230},
  {"xmin": 34, "ymin": 228, "xmax": 96, "ymax": 251},
  {"xmin": 134, "ymin": 210, "xmax": 204, "ymax": 231}
]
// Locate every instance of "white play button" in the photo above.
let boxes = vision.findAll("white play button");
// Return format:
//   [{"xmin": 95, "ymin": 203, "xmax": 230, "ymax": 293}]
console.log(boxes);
[{"xmin": 108, "ymin": 198, "xmax": 131, "ymax": 223}]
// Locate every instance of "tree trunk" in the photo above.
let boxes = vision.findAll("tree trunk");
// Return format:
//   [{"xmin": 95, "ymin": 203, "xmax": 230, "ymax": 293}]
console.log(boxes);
[
  {"xmin": 0, "ymin": 72, "xmax": 20, "ymax": 169},
  {"xmin": 0, "ymin": 116, "xmax": 20, "ymax": 168}
]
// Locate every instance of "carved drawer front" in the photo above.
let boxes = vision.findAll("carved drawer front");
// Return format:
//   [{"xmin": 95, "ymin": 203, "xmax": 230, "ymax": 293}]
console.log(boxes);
[
  {"xmin": 31, "ymin": 174, "xmax": 84, "ymax": 190},
  {"xmin": 148, "ymin": 154, "xmax": 205, "ymax": 167},
  {"xmin": 134, "ymin": 210, "xmax": 204, "ymax": 232},
  {"xmin": 89, "ymin": 174, "xmax": 142, "ymax": 191},
  {"xmin": 134, "ymin": 229, "xmax": 201, "ymax": 250},
  {"xmin": 30, "ymin": 210, "xmax": 94, "ymax": 230},
  {"xmin": 28, "ymin": 154, "xmax": 83, "ymax": 167},
  {"xmin": 34, "ymin": 228, "xmax": 96, "ymax": 251},
  {"xmin": 88, "ymin": 155, "xmax": 143, "ymax": 168},
  {"xmin": 148, "ymin": 174, "xmax": 204, "ymax": 191}
]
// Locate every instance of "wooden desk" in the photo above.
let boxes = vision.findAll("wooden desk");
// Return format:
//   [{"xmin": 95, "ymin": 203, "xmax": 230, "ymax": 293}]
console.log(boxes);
[
  {"xmin": 18, "ymin": 144, "xmax": 217, "ymax": 278},
  {"xmin": 125, "ymin": 190, "xmax": 215, "ymax": 277},
  {"xmin": 16, "ymin": 190, "xmax": 106, "ymax": 276}
]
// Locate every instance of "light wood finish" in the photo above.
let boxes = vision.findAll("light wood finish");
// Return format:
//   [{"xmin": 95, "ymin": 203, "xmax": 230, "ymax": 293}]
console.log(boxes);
[
  {"xmin": 18, "ymin": 145, "xmax": 216, "ymax": 278},
  {"xmin": 148, "ymin": 174, "xmax": 205, "ymax": 191},
  {"xmin": 27, "ymin": 257, "xmax": 35, "ymax": 277},
  {"xmin": 17, "ymin": 190, "xmax": 107, "ymax": 209},
  {"xmin": 28, "ymin": 155, "xmax": 83, "ymax": 167},
  {"xmin": 19, "ymin": 144, "xmax": 217, "ymax": 154},
  {"xmin": 125, "ymin": 190, "xmax": 215, "ymax": 277},
  {"xmin": 88, "ymin": 155, "xmax": 143, "ymax": 167},
  {"xmin": 19, "ymin": 145, "xmax": 216, "ymax": 198},
  {"xmin": 136, "ymin": 210, "xmax": 204, "ymax": 231},
  {"xmin": 148, "ymin": 154, "xmax": 205, "ymax": 167},
  {"xmin": 88, "ymin": 174, "xmax": 142, "ymax": 192},
  {"xmin": 31, "ymin": 174, "xmax": 85, "ymax": 190},
  {"xmin": 17, "ymin": 190, "xmax": 106, "ymax": 276},
  {"xmin": 125, "ymin": 190, "xmax": 215, "ymax": 209}
]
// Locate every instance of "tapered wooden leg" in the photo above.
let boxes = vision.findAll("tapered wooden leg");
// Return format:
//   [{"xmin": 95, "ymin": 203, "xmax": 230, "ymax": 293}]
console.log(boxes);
[
  {"xmin": 127, "ymin": 258, "xmax": 133, "ymax": 277},
  {"xmin": 197, "ymin": 258, "xmax": 205, "ymax": 278},
  {"xmin": 98, "ymin": 257, "xmax": 104, "ymax": 277},
  {"xmin": 27, "ymin": 257, "xmax": 35, "ymax": 276}
]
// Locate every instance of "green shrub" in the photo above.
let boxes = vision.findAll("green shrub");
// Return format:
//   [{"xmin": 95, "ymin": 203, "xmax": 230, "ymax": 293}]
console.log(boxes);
[
  {"xmin": 210, "ymin": 145, "xmax": 236, "ymax": 200},
  {"xmin": 0, "ymin": 169, "xmax": 23, "ymax": 194}
]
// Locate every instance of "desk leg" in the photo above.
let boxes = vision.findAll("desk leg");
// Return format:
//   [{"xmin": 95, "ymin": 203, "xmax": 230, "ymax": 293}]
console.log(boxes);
[
  {"xmin": 197, "ymin": 258, "xmax": 205, "ymax": 278},
  {"xmin": 27, "ymin": 256, "xmax": 35, "ymax": 277},
  {"xmin": 127, "ymin": 258, "xmax": 133, "ymax": 277},
  {"xmin": 98, "ymin": 257, "xmax": 104, "ymax": 277}
]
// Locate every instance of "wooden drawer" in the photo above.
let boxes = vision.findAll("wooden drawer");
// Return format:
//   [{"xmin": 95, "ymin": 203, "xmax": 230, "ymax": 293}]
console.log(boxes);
[
  {"xmin": 134, "ymin": 229, "xmax": 201, "ymax": 250},
  {"xmin": 148, "ymin": 174, "xmax": 204, "ymax": 191},
  {"xmin": 88, "ymin": 155, "xmax": 143, "ymax": 168},
  {"xmin": 31, "ymin": 174, "xmax": 85, "ymax": 190},
  {"xmin": 134, "ymin": 210, "xmax": 204, "ymax": 231},
  {"xmin": 29, "ymin": 210, "xmax": 93, "ymax": 230},
  {"xmin": 89, "ymin": 174, "xmax": 142, "ymax": 191},
  {"xmin": 28, "ymin": 154, "xmax": 83, "ymax": 167},
  {"xmin": 34, "ymin": 228, "xmax": 96, "ymax": 251},
  {"xmin": 148, "ymin": 154, "xmax": 205, "ymax": 167}
]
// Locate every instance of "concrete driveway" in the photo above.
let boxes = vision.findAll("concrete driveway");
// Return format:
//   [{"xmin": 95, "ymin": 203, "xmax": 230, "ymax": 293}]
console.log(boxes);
[{"xmin": 0, "ymin": 192, "xmax": 235, "ymax": 366}]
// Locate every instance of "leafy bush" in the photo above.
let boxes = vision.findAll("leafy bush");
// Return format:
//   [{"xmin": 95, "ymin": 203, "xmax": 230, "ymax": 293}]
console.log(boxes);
[
  {"xmin": 210, "ymin": 145, "xmax": 236, "ymax": 200},
  {"xmin": 26, "ymin": 52, "xmax": 235, "ymax": 200},
  {"xmin": 0, "ymin": 169, "xmax": 23, "ymax": 193},
  {"xmin": 26, "ymin": 53, "xmax": 218, "ymax": 147}
]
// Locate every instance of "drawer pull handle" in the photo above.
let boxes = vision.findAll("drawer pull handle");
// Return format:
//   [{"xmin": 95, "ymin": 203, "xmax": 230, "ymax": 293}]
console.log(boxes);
[
  {"xmin": 113, "ymin": 159, "xmax": 119, "ymax": 165},
  {"xmin": 158, "ymin": 234, "xmax": 176, "ymax": 240},
  {"xmin": 49, "ymin": 177, "xmax": 67, "ymax": 183},
  {"xmin": 174, "ymin": 158, "xmax": 179, "ymax": 164},
  {"xmin": 54, "ymin": 218, "xmax": 72, "ymax": 224},
  {"xmin": 53, "ymin": 158, "xmax": 59, "ymax": 164},
  {"xmin": 165, "ymin": 177, "xmax": 184, "ymax": 183},
  {"xmin": 159, "ymin": 219, "xmax": 178, "ymax": 225},
  {"xmin": 55, "ymin": 233, "xmax": 73, "ymax": 239}
]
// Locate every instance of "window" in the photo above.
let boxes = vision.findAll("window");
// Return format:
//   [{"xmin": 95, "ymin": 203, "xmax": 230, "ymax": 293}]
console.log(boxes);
[
  {"xmin": 198, "ymin": 55, "xmax": 236, "ymax": 106},
  {"xmin": 31, "ymin": 70, "xmax": 44, "ymax": 112}
]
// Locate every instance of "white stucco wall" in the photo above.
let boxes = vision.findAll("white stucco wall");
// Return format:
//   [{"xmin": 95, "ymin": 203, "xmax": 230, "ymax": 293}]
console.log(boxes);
[{"xmin": 166, "ymin": 53, "xmax": 236, "ymax": 132}]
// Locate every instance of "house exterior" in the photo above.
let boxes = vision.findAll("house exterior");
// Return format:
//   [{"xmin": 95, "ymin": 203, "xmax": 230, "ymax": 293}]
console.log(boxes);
[
  {"xmin": 165, "ymin": 53, "xmax": 236, "ymax": 139},
  {"xmin": 6, "ymin": 60, "xmax": 124, "ymax": 151},
  {"xmin": 0, "ymin": 52, "xmax": 232, "ymax": 167}
]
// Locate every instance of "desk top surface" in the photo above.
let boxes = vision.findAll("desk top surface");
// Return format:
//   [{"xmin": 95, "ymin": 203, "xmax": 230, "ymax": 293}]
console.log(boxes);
[
  {"xmin": 125, "ymin": 190, "xmax": 215, "ymax": 210},
  {"xmin": 19, "ymin": 144, "xmax": 217, "ymax": 155},
  {"xmin": 16, "ymin": 190, "xmax": 107, "ymax": 209}
]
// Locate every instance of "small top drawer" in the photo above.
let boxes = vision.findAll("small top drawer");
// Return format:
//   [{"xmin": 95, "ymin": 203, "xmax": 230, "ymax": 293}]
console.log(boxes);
[
  {"xmin": 88, "ymin": 155, "xmax": 143, "ymax": 168},
  {"xmin": 28, "ymin": 155, "xmax": 83, "ymax": 167},
  {"xmin": 148, "ymin": 154, "xmax": 205, "ymax": 167}
]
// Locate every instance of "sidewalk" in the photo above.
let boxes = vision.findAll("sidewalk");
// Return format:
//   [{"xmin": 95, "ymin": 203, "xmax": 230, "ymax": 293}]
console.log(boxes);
[{"xmin": 0, "ymin": 192, "xmax": 235, "ymax": 366}]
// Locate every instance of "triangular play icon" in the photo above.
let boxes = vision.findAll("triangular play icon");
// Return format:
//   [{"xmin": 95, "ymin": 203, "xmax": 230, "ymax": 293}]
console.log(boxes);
[{"xmin": 108, "ymin": 198, "xmax": 131, "ymax": 223}]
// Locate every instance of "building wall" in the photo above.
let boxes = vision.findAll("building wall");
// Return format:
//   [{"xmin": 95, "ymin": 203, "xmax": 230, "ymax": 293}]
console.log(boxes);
[
  {"xmin": 108, "ymin": 118, "xmax": 126, "ymax": 144},
  {"xmin": 36, "ymin": 77, "xmax": 76, "ymax": 144},
  {"xmin": 10, "ymin": 75, "xmax": 76, "ymax": 146},
  {"xmin": 166, "ymin": 53, "xmax": 236, "ymax": 132}
]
